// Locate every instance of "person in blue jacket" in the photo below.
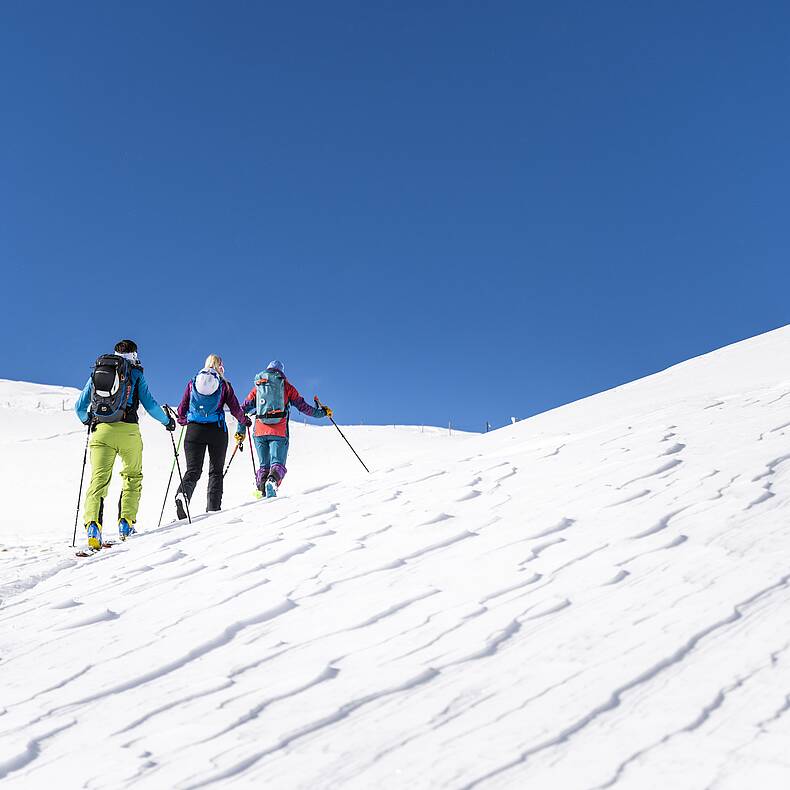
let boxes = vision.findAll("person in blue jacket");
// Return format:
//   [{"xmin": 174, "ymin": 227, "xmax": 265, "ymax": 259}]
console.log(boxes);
[{"xmin": 75, "ymin": 339, "xmax": 174, "ymax": 548}]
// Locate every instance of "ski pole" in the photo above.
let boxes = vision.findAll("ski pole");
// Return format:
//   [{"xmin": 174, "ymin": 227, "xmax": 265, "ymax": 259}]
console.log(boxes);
[
  {"xmin": 314, "ymin": 396, "xmax": 370, "ymax": 473},
  {"xmin": 158, "ymin": 423, "xmax": 185, "ymax": 527},
  {"xmin": 71, "ymin": 421, "xmax": 92, "ymax": 547},
  {"xmin": 164, "ymin": 406, "xmax": 191, "ymax": 524},
  {"xmin": 248, "ymin": 427, "xmax": 257, "ymax": 484},
  {"xmin": 223, "ymin": 442, "xmax": 239, "ymax": 479}
]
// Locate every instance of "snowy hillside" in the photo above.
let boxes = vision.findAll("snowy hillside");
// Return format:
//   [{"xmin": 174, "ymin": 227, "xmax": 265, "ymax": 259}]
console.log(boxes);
[
  {"xmin": 0, "ymin": 379, "xmax": 466, "ymax": 598},
  {"xmin": 3, "ymin": 327, "xmax": 790, "ymax": 789}
]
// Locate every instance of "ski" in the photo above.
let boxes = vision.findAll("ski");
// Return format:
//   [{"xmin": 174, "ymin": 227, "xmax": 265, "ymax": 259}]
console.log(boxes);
[
  {"xmin": 253, "ymin": 490, "xmax": 282, "ymax": 501},
  {"xmin": 75, "ymin": 541, "xmax": 116, "ymax": 558}
]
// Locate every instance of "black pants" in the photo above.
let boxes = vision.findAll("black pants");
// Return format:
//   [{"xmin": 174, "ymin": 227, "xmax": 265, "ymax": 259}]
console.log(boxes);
[{"xmin": 176, "ymin": 422, "xmax": 228, "ymax": 511}]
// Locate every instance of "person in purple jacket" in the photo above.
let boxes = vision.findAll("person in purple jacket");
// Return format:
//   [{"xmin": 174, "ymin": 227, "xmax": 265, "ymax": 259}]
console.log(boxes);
[{"xmin": 174, "ymin": 354, "xmax": 251, "ymax": 518}]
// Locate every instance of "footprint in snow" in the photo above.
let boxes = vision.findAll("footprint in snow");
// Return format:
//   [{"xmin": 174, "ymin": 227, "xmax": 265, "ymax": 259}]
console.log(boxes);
[
  {"xmin": 523, "ymin": 517, "xmax": 575, "ymax": 540},
  {"xmin": 50, "ymin": 598, "xmax": 83, "ymax": 610},
  {"xmin": 418, "ymin": 512, "xmax": 454, "ymax": 526},
  {"xmin": 619, "ymin": 459, "xmax": 682, "ymax": 488},
  {"xmin": 602, "ymin": 569, "xmax": 630, "ymax": 586},
  {"xmin": 455, "ymin": 489, "xmax": 482, "ymax": 502},
  {"xmin": 606, "ymin": 489, "xmax": 651, "ymax": 507},
  {"xmin": 300, "ymin": 482, "xmax": 340, "ymax": 494},
  {"xmin": 304, "ymin": 504, "xmax": 338, "ymax": 519},
  {"xmin": 59, "ymin": 608, "xmax": 120, "ymax": 629}
]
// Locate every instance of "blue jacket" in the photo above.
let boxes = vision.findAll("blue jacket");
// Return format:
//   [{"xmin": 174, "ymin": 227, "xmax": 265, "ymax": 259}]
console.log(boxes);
[{"xmin": 75, "ymin": 366, "xmax": 169, "ymax": 426}]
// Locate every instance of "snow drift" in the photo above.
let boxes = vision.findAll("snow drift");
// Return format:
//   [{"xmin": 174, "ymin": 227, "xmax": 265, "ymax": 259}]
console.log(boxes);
[{"xmin": 2, "ymin": 326, "xmax": 790, "ymax": 789}]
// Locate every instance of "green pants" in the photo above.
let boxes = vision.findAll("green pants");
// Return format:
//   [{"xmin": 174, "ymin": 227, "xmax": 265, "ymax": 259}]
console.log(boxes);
[{"xmin": 83, "ymin": 422, "xmax": 144, "ymax": 526}]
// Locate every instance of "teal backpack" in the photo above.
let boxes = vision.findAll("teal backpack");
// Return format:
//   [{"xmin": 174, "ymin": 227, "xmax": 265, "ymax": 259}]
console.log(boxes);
[{"xmin": 254, "ymin": 369, "xmax": 287, "ymax": 424}]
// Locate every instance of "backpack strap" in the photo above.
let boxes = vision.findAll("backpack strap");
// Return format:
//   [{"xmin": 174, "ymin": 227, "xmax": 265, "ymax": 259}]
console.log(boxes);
[{"xmin": 259, "ymin": 409, "xmax": 287, "ymax": 420}]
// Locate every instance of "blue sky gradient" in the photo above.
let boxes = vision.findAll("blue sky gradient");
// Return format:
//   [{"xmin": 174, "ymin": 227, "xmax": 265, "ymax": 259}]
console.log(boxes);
[{"xmin": 2, "ymin": 2, "xmax": 788, "ymax": 431}]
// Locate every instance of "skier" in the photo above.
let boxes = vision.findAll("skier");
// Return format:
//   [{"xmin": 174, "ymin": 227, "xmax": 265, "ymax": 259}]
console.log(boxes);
[
  {"xmin": 74, "ymin": 339, "xmax": 175, "ymax": 549},
  {"xmin": 173, "ymin": 354, "xmax": 251, "ymax": 519},
  {"xmin": 237, "ymin": 360, "xmax": 332, "ymax": 497}
]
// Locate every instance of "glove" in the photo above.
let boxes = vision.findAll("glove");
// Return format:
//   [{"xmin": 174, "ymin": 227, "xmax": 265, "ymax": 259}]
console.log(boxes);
[
  {"xmin": 165, "ymin": 416, "xmax": 176, "ymax": 432},
  {"xmin": 234, "ymin": 432, "xmax": 245, "ymax": 450},
  {"xmin": 313, "ymin": 395, "xmax": 332, "ymax": 419},
  {"xmin": 243, "ymin": 416, "xmax": 252, "ymax": 427}
]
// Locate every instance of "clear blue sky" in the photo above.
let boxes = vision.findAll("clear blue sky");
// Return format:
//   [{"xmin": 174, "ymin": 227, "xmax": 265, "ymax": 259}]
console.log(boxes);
[{"xmin": 2, "ymin": 2, "xmax": 788, "ymax": 431}]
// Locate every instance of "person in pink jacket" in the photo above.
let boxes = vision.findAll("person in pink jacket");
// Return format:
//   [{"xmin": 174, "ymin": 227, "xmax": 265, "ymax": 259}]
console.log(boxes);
[{"xmin": 237, "ymin": 360, "xmax": 331, "ymax": 497}]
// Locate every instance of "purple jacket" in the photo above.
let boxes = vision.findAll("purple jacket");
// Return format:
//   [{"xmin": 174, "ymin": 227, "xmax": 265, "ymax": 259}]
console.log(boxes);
[{"xmin": 177, "ymin": 379, "xmax": 250, "ymax": 428}]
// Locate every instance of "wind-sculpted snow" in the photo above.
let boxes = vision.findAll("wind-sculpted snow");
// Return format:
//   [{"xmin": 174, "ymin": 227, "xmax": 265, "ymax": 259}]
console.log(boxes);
[{"xmin": 3, "ymin": 326, "xmax": 790, "ymax": 788}]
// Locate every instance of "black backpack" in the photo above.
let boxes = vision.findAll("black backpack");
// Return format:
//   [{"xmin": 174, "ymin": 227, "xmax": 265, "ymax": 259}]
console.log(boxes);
[{"xmin": 90, "ymin": 354, "xmax": 134, "ymax": 423}]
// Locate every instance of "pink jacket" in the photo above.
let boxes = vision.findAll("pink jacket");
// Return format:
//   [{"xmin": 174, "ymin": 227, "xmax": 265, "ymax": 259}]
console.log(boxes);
[{"xmin": 241, "ymin": 379, "xmax": 322, "ymax": 438}]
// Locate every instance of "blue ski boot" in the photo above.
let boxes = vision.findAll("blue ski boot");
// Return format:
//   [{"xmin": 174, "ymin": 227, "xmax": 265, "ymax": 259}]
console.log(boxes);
[
  {"xmin": 264, "ymin": 477, "xmax": 278, "ymax": 498},
  {"xmin": 118, "ymin": 518, "xmax": 136, "ymax": 541},
  {"xmin": 86, "ymin": 522, "xmax": 102, "ymax": 550}
]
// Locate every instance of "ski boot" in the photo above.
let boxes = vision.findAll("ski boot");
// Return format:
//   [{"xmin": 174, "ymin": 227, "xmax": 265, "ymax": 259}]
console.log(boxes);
[
  {"xmin": 264, "ymin": 476, "xmax": 278, "ymax": 498},
  {"xmin": 86, "ymin": 522, "xmax": 102, "ymax": 550},
  {"xmin": 118, "ymin": 518, "xmax": 136, "ymax": 541},
  {"xmin": 175, "ymin": 493, "xmax": 189, "ymax": 521},
  {"xmin": 255, "ymin": 468, "xmax": 268, "ymax": 500}
]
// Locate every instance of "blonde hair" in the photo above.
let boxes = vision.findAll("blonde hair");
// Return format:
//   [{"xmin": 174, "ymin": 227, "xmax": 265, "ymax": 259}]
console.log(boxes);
[{"xmin": 204, "ymin": 354, "xmax": 224, "ymax": 377}]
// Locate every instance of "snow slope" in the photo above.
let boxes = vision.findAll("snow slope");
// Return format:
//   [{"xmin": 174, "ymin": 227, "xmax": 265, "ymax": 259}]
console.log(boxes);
[
  {"xmin": 3, "ymin": 327, "xmax": 790, "ymax": 789},
  {"xmin": 0, "ymin": 379, "xmax": 465, "ymax": 598}
]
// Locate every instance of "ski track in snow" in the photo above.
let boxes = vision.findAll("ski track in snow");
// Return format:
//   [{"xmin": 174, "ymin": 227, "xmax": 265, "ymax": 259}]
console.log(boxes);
[{"xmin": 3, "ymin": 330, "xmax": 790, "ymax": 788}]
